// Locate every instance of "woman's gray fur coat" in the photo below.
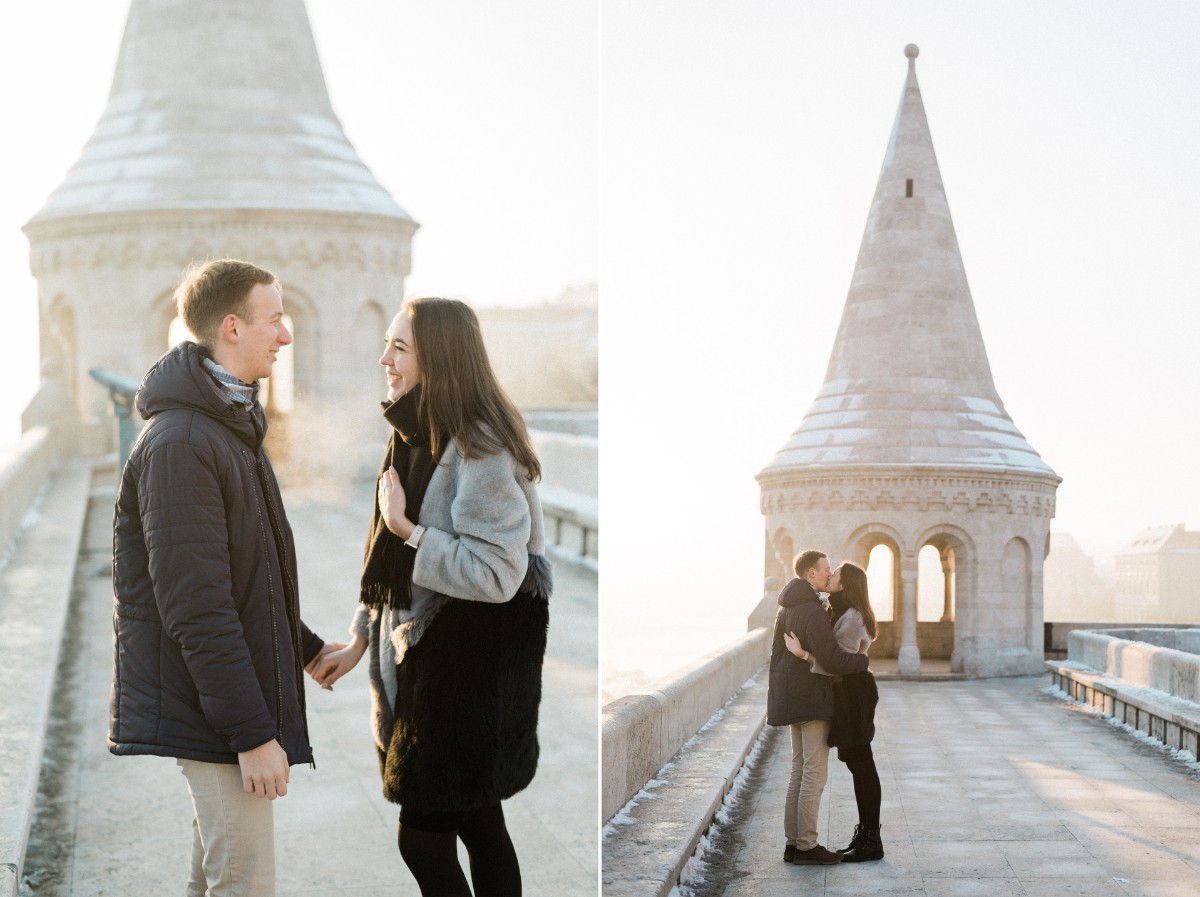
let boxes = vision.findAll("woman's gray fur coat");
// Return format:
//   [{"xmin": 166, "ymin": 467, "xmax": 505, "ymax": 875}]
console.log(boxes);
[{"xmin": 351, "ymin": 438, "xmax": 551, "ymax": 813}]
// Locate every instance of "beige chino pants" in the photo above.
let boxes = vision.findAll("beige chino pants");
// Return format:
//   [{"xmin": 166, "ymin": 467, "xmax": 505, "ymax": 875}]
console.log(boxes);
[
  {"xmin": 178, "ymin": 759, "xmax": 275, "ymax": 897},
  {"xmin": 784, "ymin": 719, "xmax": 831, "ymax": 850}
]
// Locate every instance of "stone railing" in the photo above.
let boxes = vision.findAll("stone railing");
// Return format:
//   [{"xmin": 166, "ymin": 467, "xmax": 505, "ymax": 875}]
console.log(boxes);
[
  {"xmin": 601, "ymin": 628, "xmax": 771, "ymax": 823},
  {"xmin": 1044, "ymin": 621, "xmax": 1200, "ymax": 657},
  {"xmin": 530, "ymin": 428, "xmax": 597, "ymax": 562},
  {"xmin": 1046, "ymin": 628, "xmax": 1200, "ymax": 759},
  {"xmin": 0, "ymin": 427, "xmax": 55, "ymax": 555}
]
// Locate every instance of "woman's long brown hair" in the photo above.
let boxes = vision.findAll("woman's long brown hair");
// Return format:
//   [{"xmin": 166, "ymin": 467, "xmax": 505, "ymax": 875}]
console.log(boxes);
[
  {"xmin": 837, "ymin": 561, "xmax": 878, "ymax": 639},
  {"xmin": 407, "ymin": 297, "xmax": 541, "ymax": 481}
]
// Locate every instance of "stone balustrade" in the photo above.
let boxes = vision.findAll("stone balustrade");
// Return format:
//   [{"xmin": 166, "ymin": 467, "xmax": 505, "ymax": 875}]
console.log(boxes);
[
  {"xmin": 601, "ymin": 628, "xmax": 771, "ymax": 823},
  {"xmin": 1043, "ymin": 621, "xmax": 1200, "ymax": 657},
  {"xmin": 1046, "ymin": 628, "xmax": 1200, "ymax": 759},
  {"xmin": 531, "ymin": 428, "xmax": 597, "ymax": 562},
  {"xmin": 0, "ymin": 427, "xmax": 54, "ymax": 556}
]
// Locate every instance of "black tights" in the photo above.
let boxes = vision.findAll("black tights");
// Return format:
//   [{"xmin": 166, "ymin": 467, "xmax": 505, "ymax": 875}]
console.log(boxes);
[
  {"xmin": 397, "ymin": 803, "xmax": 521, "ymax": 897},
  {"xmin": 840, "ymin": 746, "xmax": 881, "ymax": 830}
]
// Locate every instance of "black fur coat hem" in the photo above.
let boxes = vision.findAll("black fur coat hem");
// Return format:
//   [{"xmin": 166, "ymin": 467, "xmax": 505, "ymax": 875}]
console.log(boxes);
[{"xmin": 381, "ymin": 577, "xmax": 550, "ymax": 813}]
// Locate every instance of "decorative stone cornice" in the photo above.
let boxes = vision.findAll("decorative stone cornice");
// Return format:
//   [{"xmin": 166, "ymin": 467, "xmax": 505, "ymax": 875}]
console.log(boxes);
[
  {"xmin": 760, "ymin": 470, "xmax": 1058, "ymax": 519},
  {"xmin": 26, "ymin": 209, "xmax": 415, "ymax": 278}
]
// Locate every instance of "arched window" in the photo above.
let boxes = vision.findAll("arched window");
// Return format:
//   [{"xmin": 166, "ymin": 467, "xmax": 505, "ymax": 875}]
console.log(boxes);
[
  {"xmin": 918, "ymin": 543, "xmax": 956, "ymax": 622},
  {"xmin": 917, "ymin": 544, "xmax": 944, "ymax": 621},
  {"xmin": 866, "ymin": 543, "xmax": 895, "ymax": 622}
]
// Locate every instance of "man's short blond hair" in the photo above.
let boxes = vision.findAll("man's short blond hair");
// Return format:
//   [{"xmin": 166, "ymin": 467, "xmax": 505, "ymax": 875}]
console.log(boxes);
[
  {"xmin": 793, "ymin": 549, "xmax": 827, "ymax": 579},
  {"xmin": 175, "ymin": 258, "xmax": 277, "ymax": 347}
]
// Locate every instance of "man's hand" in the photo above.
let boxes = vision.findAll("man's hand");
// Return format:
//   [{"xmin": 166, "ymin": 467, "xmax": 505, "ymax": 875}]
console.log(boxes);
[{"xmin": 238, "ymin": 739, "xmax": 290, "ymax": 799}]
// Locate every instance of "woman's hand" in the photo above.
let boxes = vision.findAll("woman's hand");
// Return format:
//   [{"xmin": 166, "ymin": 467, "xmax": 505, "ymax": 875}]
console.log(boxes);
[
  {"xmin": 784, "ymin": 631, "xmax": 811, "ymax": 663},
  {"xmin": 312, "ymin": 635, "xmax": 368, "ymax": 690},
  {"xmin": 305, "ymin": 640, "xmax": 347, "ymax": 678},
  {"xmin": 378, "ymin": 467, "xmax": 414, "ymax": 539}
]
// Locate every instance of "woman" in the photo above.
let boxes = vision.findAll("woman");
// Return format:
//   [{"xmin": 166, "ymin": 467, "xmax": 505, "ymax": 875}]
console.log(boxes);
[
  {"xmin": 784, "ymin": 561, "xmax": 883, "ymax": 862},
  {"xmin": 315, "ymin": 297, "xmax": 551, "ymax": 896}
]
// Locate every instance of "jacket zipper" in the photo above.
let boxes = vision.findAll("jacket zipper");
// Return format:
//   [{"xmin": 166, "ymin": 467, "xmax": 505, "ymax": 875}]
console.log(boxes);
[
  {"xmin": 243, "ymin": 450, "xmax": 285, "ymax": 747},
  {"xmin": 256, "ymin": 454, "xmax": 315, "ymax": 768}
]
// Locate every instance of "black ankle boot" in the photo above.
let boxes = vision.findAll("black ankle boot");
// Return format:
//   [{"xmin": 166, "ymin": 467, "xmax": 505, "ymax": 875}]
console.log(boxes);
[
  {"xmin": 842, "ymin": 825, "xmax": 883, "ymax": 863},
  {"xmin": 837, "ymin": 823, "xmax": 866, "ymax": 854}
]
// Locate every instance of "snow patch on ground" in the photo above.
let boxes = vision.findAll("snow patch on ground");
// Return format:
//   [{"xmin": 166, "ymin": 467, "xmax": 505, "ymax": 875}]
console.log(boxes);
[{"xmin": 665, "ymin": 725, "xmax": 772, "ymax": 897}]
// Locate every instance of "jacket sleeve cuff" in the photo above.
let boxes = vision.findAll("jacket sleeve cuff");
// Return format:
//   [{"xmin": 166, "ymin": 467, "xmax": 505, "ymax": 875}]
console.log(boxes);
[
  {"xmin": 227, "ymin": 720, "xmax": 281, "ymax": 755},
  {"xmin": 299, "ymin": 620, "xmax": 324, "ymax": 666}
]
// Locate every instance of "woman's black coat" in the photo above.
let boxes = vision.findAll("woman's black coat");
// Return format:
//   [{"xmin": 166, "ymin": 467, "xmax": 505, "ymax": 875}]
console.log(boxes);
[{"xmin": 829, "ymin": 670, "xmax": 879, "ymax": 751}]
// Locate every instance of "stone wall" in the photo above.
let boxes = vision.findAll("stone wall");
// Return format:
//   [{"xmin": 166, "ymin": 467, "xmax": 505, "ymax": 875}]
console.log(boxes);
[
  {"xmin": 1044, "ymin": 621, "xmax": 1200, "ymax": 657},
  {"xmin": 760, "ymin": 469, "xmax": 1056, "ymax": 676},
  {"xmin": 25, "ymin": 209, "xmax": 414, "ymax": 453},
  {"xmin": 532, "ymin": 428, "xmax": 598, "ymax": 562},
  {"xmin": 601, "ymin": 628, "xmax": 770, "ymax": 823},
  {"xmin": 1046, "ymin": 628, "xmax": 1200, "ymax": 760},
  {"xmin": 0, "ymin": 428, "xmax": 54, "ymax": 555}
]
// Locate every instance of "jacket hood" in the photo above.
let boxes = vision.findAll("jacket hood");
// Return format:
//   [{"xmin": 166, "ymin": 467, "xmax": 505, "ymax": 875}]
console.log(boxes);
[
  {"xmin": 778, "ymin": 577, "xmax": 821, "ymax": 608},
  {"xmin": 135, "ymin": 342, "xmax": 265, "ymax": 449}
]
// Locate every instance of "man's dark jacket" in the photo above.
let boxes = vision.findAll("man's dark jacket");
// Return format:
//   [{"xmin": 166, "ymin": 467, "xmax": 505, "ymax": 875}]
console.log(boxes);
[
  {"xmin": 766, "ymin": 577, "xmax": 869, "ymax": 726},
  {"xmin": 109, "ymin": 342, "xmax": 322, "ymax": 765}
]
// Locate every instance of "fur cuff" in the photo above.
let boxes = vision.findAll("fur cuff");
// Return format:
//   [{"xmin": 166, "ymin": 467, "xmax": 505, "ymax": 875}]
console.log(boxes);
[{"xmin": 521, "ymin": 554, "xmax": 553, "ymax": 600}]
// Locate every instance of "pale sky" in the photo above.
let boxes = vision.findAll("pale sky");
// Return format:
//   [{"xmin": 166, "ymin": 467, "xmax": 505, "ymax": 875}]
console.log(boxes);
[
  {"xmin": 601, "ymin": 0, "xmax": 1200, "ymax": 687},
  {"xmin": 0, "ymin": 0, "xmax": 598, "ymax": 444}
]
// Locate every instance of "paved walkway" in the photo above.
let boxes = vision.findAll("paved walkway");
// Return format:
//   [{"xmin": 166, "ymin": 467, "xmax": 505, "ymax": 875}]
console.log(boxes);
[
  {"xmin": 680, "ymin": 677, "xmax": 1200, "ymax": 897},
  {"xmin": 20, "ymin": 476, "xmax": 597, "ymax": 896}
]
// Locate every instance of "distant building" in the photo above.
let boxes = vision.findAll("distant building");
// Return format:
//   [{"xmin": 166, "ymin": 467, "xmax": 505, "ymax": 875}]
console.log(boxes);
[
  {"xmin": 1115, "ymin": 525, "xmax": 1200, "ymax": 623},
  {"xmin": 1043, "ymin": 533, "xmax": 1115, "ymax": 621},
  {"xmin": 476, "ymin": 284, "xmax": 597, "ymax": 408}
]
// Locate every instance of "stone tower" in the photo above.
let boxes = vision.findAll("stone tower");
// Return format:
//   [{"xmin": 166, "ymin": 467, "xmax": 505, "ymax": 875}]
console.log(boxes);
[
  {"xmin": 757, "ymin": 46, "xmax": 1060, "ymax": 677},
  {"xmin": 23, "ymin": 0, "xmax": 417, "ymax": 453}
]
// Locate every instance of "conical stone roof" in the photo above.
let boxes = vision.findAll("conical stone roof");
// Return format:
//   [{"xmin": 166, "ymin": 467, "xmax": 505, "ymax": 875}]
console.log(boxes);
[
  {"xmin": 27, "ymin": 0, "xmax": 411, "ymax": 225},
  {"xmin": 761, "ymin": 45, "xmax": 1056, "ymax": 481}
]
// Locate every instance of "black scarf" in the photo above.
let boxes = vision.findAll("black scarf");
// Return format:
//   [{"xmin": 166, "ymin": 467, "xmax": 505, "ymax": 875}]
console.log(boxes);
[
  {"xmin": 360, "ymin": 386, "xmax": 440, "ymax": 611},
  {"xmin": 829, "ymin": 591, "xmax": 852, "ymax": 626}
]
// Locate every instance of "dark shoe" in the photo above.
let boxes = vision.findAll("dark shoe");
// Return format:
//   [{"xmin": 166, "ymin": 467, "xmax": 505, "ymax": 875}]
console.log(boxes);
[
  {"xmin": 783, "ymin": 844, "xmax": 798, "ymax": 863},
  {"xmin": 842, "ymin": 826, "xmax": 883, "ymax": 863},
  {"xmin": 790, "ymin": 844, "xmax": 843, "ymax": 865},
  {"xmin": 837, "ymin": 823, "xmax": 865, "ymax": 854}
]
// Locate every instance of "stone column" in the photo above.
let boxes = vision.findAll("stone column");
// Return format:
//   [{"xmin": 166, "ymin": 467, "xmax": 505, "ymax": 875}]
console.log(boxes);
[
  {"xmin": 897, "ymin": 558, "xmax": 921, "ymax": 675},
  {"xmin": 941, "ymin": 549, "xmax": 955, "ymax": 622}
]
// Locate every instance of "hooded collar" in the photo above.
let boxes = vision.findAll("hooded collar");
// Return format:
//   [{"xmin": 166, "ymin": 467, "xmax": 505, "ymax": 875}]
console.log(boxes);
[
  {"xmin": 135, "ymin": 342, "xmax": 266, "ymax": 450},
  {"xmin": 777, "ymin": 577, "xmax": 823, "ymax": 608}
]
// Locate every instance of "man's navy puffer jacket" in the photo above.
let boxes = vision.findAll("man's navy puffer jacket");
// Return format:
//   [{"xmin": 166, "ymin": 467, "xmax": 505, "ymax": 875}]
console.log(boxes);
[
  {"xmin": 766, "ymin": 578, "xmax": 869, "ymax": 726},
  {"xmin": 109, "ymin": 342, "xmax": 322, "ymax": 766}
]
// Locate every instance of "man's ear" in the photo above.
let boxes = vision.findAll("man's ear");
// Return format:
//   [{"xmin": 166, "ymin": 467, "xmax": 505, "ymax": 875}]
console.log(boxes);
[{"xmin": 219, "ymin": 313, "xmax": 240, "ymax": 344}]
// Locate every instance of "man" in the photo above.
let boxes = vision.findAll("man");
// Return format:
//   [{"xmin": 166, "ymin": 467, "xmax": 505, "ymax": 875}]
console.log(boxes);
[
  {"xmin": 766, "ymin": 549, "xmax": 869, "ymax": 865},
  {"xmin": 109, "ymin": 258, "xmax": 333, "ymax": 896}
]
